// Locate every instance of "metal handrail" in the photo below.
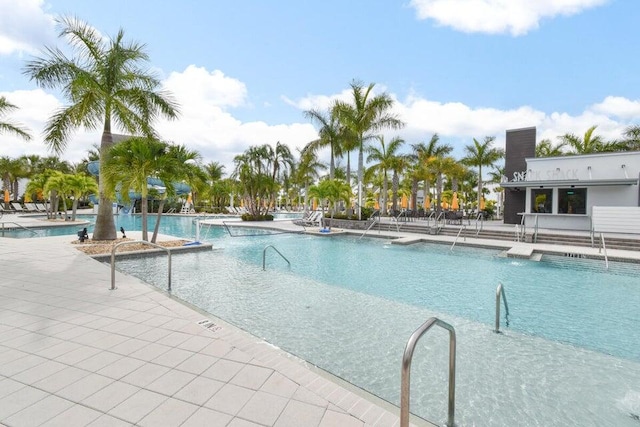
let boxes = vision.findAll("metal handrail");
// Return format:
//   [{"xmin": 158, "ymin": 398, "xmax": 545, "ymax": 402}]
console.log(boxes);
[
  {"xmin": 394, "ymin": 210, "xmax": 409, "ymax": 232},
  {"xmin": 449, "ymin": 225, "xmax": 466, "ymax": 251},
  {"xmin": 533, "ymin": 214, "xmax": 539, "ymax": 243},
  {"xmin": 600, "ymin": 233, "xmax": 609, "ymax": 270},
  {"xmin": 519, "ymin": 214, "xmax": 526, "ymax": 241},
  {"xmin": 110, "ymin": 240, "xmax": 172, "ymax": 291},
  {"xmin": 359, "ymin": 215, "xmax": 380, "ymax": 240},
  {"xmin": 0, "ymin": 221, "xmax": 38, "ymax": 234},
  {"xmin": 426, "ymin": 211, "xmax": 436, "ymax": 227},
  {"xmin": 475, "ymin": 212, "xmax": 484, "ymax": 236},
  {"xmin": 262, "ymin": 245, "xmax": 291, "ymax": 270},
  {"xmin": 400, "ymin": 317, "xmax": 456, "ymax": 427},
  {"xmin": 494, "ymin": 283, "xmax": 510, "ymax": 333}
]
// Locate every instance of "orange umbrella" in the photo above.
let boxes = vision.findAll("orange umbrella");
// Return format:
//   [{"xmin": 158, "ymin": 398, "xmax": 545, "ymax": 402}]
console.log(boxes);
[
  {"xmin": 312, "ymin": 198, "xmax": 318, "ymax": 210},
  {"xmin": 3, "ymin": 189, "xmax": 9, "ymax": 203},
  {"xmin": 480, "ymin": 196, "xmax": 485, "ymax": 211},
  {"xmin": 451, "ymin": 192, "xmax": 459, "ymax": 210},
  {"xmin": 424, "ymin": 195, "xmax": 430, "ymax": 210},
  {"xmin": 186, "ymin": 192, "xmax": 192, "ymax": 204},
  {"xmin": 401, "ymin": 194, "xmax": 408, "ymax": 209},
  {"xmin": 374, "ymin": 200, "xmax": 380, "ymax": 210}
]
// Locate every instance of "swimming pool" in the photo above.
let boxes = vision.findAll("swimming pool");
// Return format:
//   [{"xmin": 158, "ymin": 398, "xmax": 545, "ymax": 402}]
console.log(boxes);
[{"xmin": 112, "ymin": 227, "xmax": 640, "ymax": 426}]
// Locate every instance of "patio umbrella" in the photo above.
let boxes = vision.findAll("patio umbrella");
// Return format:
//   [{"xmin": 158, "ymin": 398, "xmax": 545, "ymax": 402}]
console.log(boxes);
[
  {"xmin": 312, "ymin": 198, "xmax": 318, "ymax": 210},
  {"xmin": 374, "ymin": 200, "xmax": 379, "ymax": 210},
  {"xmin": 4, "ymin": 189, "xmax": 9, "ymax": 204},
  {"xmin": 451, "ymin": 192, "xmax": 459, "ymax": 210},
  {"xmin": 186, "ymin": 192, "xmax": 192, "ymax": 205},
  {"xmin": 401, "ymin": 194, "xmax": 408, "ymax": 209},
  {"xmin": 480, "ymin": 196, "xmax": 485, "ymax": 211},
  {"xmin": 424, "ymin": 195, "xmax": 430, "ymax": 210}
]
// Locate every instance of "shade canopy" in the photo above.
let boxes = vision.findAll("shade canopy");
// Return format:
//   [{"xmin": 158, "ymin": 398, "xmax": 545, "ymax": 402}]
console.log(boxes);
[{"xmin": 424, "ymin": 195, "xmax": 430, "ymax": 210}]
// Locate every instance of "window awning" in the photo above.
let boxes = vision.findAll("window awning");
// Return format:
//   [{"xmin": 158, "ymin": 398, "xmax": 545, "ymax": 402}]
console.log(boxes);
[{"xmin": 501, "ymin": 178, "xmax": 639, "ymax": 188}]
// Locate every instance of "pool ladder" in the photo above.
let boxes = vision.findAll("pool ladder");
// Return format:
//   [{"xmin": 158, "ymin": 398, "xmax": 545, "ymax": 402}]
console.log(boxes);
[
  {"xmin": 262, "ymin": 245, "xmax": 291, "ymax": 270},
  {"xmin": 400, "ymin": 317, "xmax": 456, "ymax": 427},
  {"xmin": 494, "ymin": 283, "xmax": 510, "ymax": 333}
]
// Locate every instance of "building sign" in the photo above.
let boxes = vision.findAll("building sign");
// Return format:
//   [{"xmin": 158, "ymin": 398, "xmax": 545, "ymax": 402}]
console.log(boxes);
[{"xmin": 510, "ymin": 168, "xmax": 580, "ymax": 182}]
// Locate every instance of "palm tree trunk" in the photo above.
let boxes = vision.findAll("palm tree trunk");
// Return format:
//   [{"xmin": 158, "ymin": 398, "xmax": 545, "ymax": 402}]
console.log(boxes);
[
  {"xmin": 477, "ymin": 166, "xmax": 483, "ymax": 210},
  {"xmin": 411, "ymin": 178, "xmax": 418, "ymax": 210},
  {"xmin": 357, "ymin": 143, "xmax": 364, "ymax": 220},
  {"xmin": 151, "ymin": 198, "xmax": 165, "ymax": 243},
  {"xmin": 71, "ymin": 199, "xmax": 78, "ymax": 221},
  {"xmin": 93, "ymin": 130, "xmax": 118, "ymax": 240},
  {"xmin": 382, "ymin": 172, "xmax": 389, "ymax": 215},
  {"xmin": 392, "ymin": 172, "xmax": 399, "ymax": 212},
  {"xmin": 436, "ymin": 174, "xmax": 443, "ymax": 214},
  {"xmin": 141, "ymin": 197, "xmax": 149, "ymax": 241}
]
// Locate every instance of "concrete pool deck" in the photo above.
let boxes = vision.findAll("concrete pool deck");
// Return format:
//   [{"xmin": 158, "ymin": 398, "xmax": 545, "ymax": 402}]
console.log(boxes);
[{"xmin": 0, "ymin": 233, "xmax": 421, "ymax": 427}]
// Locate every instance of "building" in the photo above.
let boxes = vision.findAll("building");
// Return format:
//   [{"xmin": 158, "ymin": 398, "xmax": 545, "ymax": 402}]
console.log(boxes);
[{"xmin": 501, "ymin": 127, "xmax": 640, "ymax": 231}]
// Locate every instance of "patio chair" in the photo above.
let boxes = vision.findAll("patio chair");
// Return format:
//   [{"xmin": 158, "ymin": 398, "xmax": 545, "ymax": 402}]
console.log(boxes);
[
  {"xmin": 35, "ymin": 203, "xmax": 47, "ymax": 212},
  {"xmin": 11, "ymin": 202, "xmax": 26, "ymax": 212},
  {"xmin": 24, "ymin": 203, "xmax": 39, "ymax": 212}
]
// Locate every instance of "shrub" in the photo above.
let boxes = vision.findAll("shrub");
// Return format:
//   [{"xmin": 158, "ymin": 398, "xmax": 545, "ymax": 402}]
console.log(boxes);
[{"xmin": 241, "ymin": 214, "xmax": 274, "ymax": 221}]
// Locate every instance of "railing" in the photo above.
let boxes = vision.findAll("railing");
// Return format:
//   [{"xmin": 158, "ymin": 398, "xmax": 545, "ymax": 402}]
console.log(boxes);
[
  {"xmin": 262, "ymin": 245, "xmax": 291, "ymax": 270},
  {"xmin": 0, "ymin": 221, "xmax": 38, "ymax": 235},
  {"xmin": 518, "ymin": 214, "xmax": 526, "ymax": 242},
  {"xmin": 394, "ymin": 210, "xmax": 409, "ymax": 232},
  {"xmin": 359, "ymin": 215, "xmax": 380, "ymax": 240},
  {"xmin": 475, "ymin": 212, "xmax": 484, "ymax": 236},
  {"xmin": 532, "ymin": 214, "xmax": 539, "ymax": 243},
  {"xmin": 111, "ymin": 240, "xmax": 172, "ymax": 291},
  {"xmin": 426, "ymin": 211, "xmax": 436, "ymax": 227},
  {"xmin": 166, "ymin": 208, "xmax": 176, "ymax": 214},
  {"xmin": 449, "ymin": 225, "xmax": 466, "ymax": 252},
  {"xmin": 600, "ymin": 233, "xmax": 609, "ymax": 270},
  {"xmin": 433, "ymin": 211, "xmax": 445, "ymax": 234},
  {"xmin": 400, "ymin": 317, "xmax": 456, "ymax": 427},
  {"xmin": 494, "ymin": 283, "xmax": 510, "ymax": 333}
]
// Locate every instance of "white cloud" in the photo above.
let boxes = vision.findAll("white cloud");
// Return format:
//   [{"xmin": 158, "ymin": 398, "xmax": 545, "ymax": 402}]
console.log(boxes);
[
  {"xmin": 0, "ymin": 0, "xmax": 56, "ymax": 55},
  {"xmin": 589, "ymin": 96, "xmax": 640, "ymax": 120},
  {"xmin": 409, "ymin": 0, "xmax": 609, "ymax": 36}
]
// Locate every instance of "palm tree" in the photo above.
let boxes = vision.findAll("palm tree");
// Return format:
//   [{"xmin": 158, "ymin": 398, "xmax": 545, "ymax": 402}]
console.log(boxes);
[
  {"xmin": 411, "ymin": 134, "xmax": 452, "ymax": 209},
  {"xmin": 536, "ymin": 138, "xmax": 566, "ymax": 157},
  {"xmin": 622, "ymin": 125, "xmax": 640, "ymax": 151},
  {"xmin": 307, "ymin": 179, "xmax": 351, "ymax": 229},
  {"xmin": 266, "ymin": 141, "xmax": 294, "ymax": 208},
  {"xmin": 366, "ymin": 136, "xmax": 404, "ymax": 215},
  {"xmin": 25, "ymin": 171, "xmax": 57, "ymax": 218},
  {"xmin": 23, "ymin": 16, "xmax": 179, "ymax": 240},
  {"xmin": 66, "ymin": 173, "xmax": 99, "ymax": 221},
  {"xmin": 103, "ymin": 137, "xmax": 173, "ymax": 241},
  {"xmin": 427, "ymin": 156, "xmax": 458, "ymax": 213},
  {"xmin": 232, "ymin": 145, "xmax": 278, "ymax": 217},
  {"xmin": 304, "ymin": 103, "xmax": 344, "ymax": 180},
  {"xmin": 560, "ymin": 125, "xmax": 621, "ymax": 154},
  {"xmin": 463, "ymin": 136, "xmax": 504, "ymax": 210},
  {"xmin": 0, "ymin": 96, "xmax": 31, "ymax": 141},
  {"xmin": 0, "ymin": 156, "xmax": 29, "ymax": 201},
  {"xmin": 295, "ymin": 148, "xmax": 326, "ymax": 213},
  {"xmin": 43, "ymin": 171, "xmax": 70, "ymax": 220},
  {"xmin": 335, "ymin": 80, "xmax": 404, "ymax": 219}
]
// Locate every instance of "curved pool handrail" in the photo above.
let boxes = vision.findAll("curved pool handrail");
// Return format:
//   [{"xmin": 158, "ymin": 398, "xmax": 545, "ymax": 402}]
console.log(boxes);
[
  {"xmin": 400, "ymin": 316, "xmax": 456, "ymax": 427},
  {"xmin": 110, "ymin": 240, "xmax": 172, "ymax": 291}
]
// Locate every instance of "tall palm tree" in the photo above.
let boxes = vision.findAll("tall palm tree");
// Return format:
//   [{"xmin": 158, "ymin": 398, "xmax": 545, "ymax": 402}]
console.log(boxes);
[
  {"xmin": 335, "ymin": 80, "xmax": 404, "ymax": 219},
  {"xmin": 0, "ymin": 156, "xmax": 29, "ymax": 201},
  {"xmin": 536, "ymin": 138, "xmax": 566, "ymax": 157},
  {"xmin": 23, "ymin": 16, "xmax": 179, "ymax": 240},
  {"xmin": 232, "ymin": 145, "xmax": 278, "ymax": 217},
  {"xmin": 366, "ymin": 135, "xmax": 404, "ymax": 215},
  {"xmin": 295, "ymin": 148, "xmax": 326, "ymax": 213},
  {"xmin": 559, "ymin": 125, "xmax": 621, "ymax": 154},
  {"xmin": 304, "ymin": 103, "xmax": 344, "ymax": 180},
  {"xmin": 411, "ymin": 134, "xmax": 452, "ymax": 209},
  {"xmin": 463, "ymin": 136, "xmax": 504, "ymax": 210},
  {"xmin": 103, "ymin": 137, "xmax": 173, "ymax": 241},
  {"xmin": 43, "ymin": 171, "xmax": 70, "ymax": 220},
  {"xmin": 265, "ymin": 141, "xmax": 294, "ymax": 208},
  {"xmin": 427, "ymin": 156, "xmax": 458, "ymax": 213},
  {"xmin": 0, "ymin": 96, "xmax": 32, "ymax": 141}
]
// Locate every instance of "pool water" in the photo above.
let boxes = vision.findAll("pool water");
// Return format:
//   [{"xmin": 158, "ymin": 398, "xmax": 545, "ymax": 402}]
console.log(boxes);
[{"xmin": 111, "ymin": 226, "xmax": 640, "ymax": 426}]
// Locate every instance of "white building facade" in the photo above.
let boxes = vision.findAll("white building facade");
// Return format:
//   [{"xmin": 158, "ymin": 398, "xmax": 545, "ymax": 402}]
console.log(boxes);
[{"xmin": 501, "ymin": 151, "xmax": 640, "ymax": 231}]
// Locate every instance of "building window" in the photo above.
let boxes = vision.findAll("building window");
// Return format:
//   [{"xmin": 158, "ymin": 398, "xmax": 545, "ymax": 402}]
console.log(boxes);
[
  {"xmin": 558, "ymin": 188, "xmax": 587, "ymax": 214},
  {"xmin": 531, "ymin": 188, "xmax": 553, "ymax": 213}
]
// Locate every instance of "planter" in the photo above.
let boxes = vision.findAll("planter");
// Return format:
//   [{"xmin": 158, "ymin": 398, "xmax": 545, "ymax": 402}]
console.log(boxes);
[{"xmin": 324, "ymin": 218, "xmax": 371, "ymax": 230}]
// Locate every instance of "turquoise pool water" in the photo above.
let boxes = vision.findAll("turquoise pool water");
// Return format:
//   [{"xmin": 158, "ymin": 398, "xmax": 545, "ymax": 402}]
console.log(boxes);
[
  {"xmin": 108, "ymin": 222, "xmax": 640, "ymax": 426},
  {"xmin": 6, "ymin": 215, "xmax": 639, "ymax": 424}
]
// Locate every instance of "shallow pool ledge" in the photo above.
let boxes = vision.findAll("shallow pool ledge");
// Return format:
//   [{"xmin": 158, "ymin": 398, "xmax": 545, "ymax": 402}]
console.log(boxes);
[{"xmin": 90, "ymin": 242, "xmax": 214, "ymax": 261}]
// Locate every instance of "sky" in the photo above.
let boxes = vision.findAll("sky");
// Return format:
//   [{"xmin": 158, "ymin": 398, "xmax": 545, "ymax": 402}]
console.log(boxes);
[{"xmin": 1, "ymin": 0, "xmax": 639, "ymax": 175}]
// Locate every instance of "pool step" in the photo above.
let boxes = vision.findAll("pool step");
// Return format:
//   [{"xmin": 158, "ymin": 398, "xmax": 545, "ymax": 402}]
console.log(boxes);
[{"xmin": 506, "ymin": 245, "xmax": 542, "ymax": 261}]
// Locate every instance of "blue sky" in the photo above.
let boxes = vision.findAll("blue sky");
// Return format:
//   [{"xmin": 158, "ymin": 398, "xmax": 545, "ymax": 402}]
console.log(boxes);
[{"xmin": 1, "ymin": 0, "xmax": 639, "ymax": 172}]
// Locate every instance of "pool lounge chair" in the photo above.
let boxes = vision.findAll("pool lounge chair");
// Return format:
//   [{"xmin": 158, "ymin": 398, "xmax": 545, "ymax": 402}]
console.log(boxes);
[
  {"xmin": 35, "ymin": 203, "xmax": 47, "ymax": 212},
  {"xmin": 11, "ymin": 202, "xmax": 26, "ymax": 212},
  {"xmin": 24, "ymin": 203, "xmax": 39, "ymax": 212},
  {"xmin": 294, "ymin": 211, "xmax": 322, "ymax": 227}
]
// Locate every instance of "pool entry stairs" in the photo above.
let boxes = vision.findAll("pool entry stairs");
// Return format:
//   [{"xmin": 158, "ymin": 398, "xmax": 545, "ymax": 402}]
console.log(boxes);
[{"xmin": 355, "ymin": 220, "xmax": 640, "ymax": 251}]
